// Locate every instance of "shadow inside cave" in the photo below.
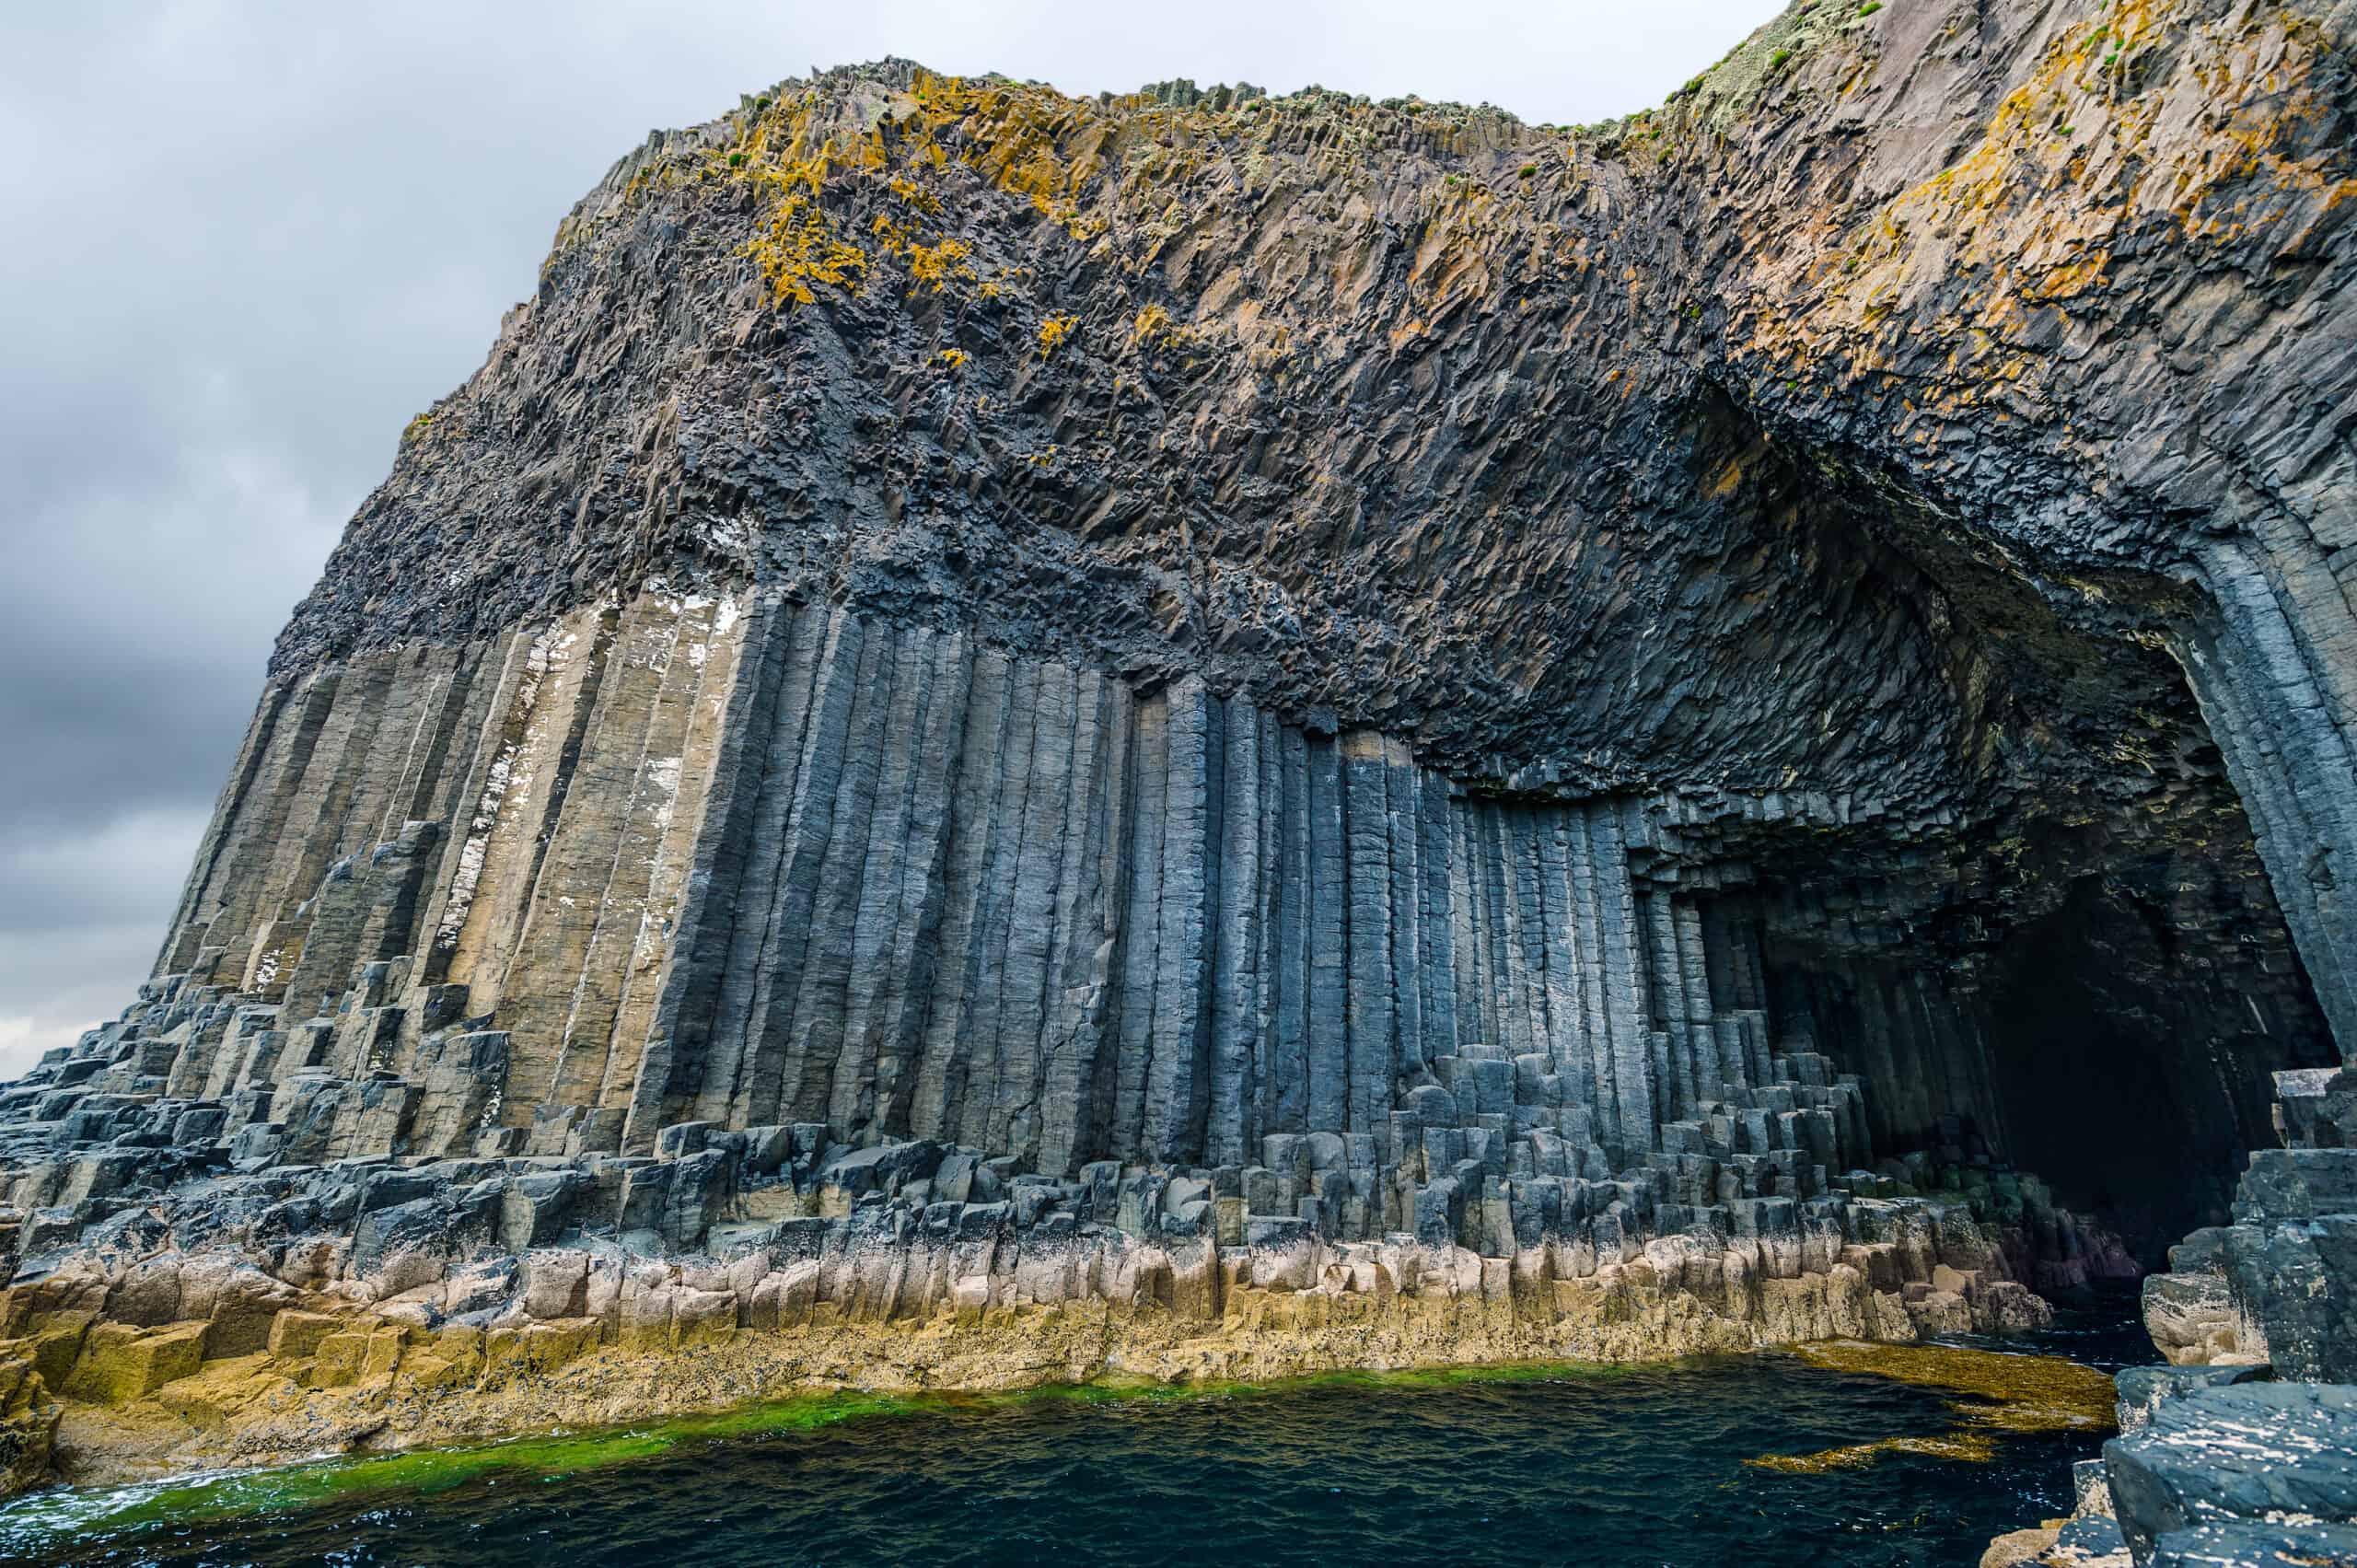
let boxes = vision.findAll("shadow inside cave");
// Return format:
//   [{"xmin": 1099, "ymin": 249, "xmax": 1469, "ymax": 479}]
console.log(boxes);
[{"xmin": 1690, "ymin": 416, "xmax": 2342, "ymax": 1268}]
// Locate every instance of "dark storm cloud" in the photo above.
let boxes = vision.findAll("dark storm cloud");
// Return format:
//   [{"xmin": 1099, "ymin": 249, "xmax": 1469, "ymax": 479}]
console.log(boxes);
[{"xmin": 0, "ymin": 0, "xmax": 1776, "ymax": 1071}]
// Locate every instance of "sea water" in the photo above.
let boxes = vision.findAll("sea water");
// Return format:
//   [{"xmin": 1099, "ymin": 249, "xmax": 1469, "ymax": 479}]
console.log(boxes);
[{"xmin": 2, "ymin": 1300, "xmax": 2151, "ymax": 1568}]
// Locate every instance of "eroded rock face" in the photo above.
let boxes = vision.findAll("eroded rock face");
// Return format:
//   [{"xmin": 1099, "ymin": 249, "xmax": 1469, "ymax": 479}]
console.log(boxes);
[
  {"xmin": 1, "ymin": 0, "xmax": 2352, "ymax": 1495},
  {"xmin": 133, "ymin": 0, "xmax": 2355, "ymax": 1241}
]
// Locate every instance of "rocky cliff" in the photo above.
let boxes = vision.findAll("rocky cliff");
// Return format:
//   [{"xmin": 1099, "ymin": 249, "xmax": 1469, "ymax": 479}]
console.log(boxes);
[{"xmin": 3, "ymin": 0, "xmax": 2354, "ymax": 1498}]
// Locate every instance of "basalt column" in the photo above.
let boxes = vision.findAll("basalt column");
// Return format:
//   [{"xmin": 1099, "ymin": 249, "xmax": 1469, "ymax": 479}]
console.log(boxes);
[
  {"xmin": 566, "ymin": 602, "xmax": 1703, "ymax": 1171},
  {"xmin": 5, "ymin": 0, "xmax": 2348, "ymax": 1323},
  {"xmin": 125, "ymin": 591, "xmax": 1918, "ymax": 1197}
]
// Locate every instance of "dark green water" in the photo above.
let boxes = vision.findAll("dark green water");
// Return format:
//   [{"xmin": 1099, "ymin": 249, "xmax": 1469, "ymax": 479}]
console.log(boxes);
[{"xmin": 4, "ymin": 1303, "xmax": 2151, "ymax": 1568}]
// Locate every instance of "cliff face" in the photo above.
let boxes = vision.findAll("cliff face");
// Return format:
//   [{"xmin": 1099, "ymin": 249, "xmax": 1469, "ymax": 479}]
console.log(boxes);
[
  {"xmin": 192, "ymin": 0, "xmax": 2351, "ymax": 1203},
  {"xmin": 1, "ymin": 0, "xmax": 2352, "ymax": 1489}
]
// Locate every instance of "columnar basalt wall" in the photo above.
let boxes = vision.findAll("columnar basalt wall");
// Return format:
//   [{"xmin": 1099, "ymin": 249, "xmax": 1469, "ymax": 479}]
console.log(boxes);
[
  {"xmin": 118, "ymin": 587, "xmax": 2340, "ymax": 1246},
  {"xmin": 4, "ymin": 0, "xmax": 2355, "ymax": 1495},
  {"xmin": 152, "ymin": 591, "xmax": 752, "ymax": 1141},
  {"xmin": 631, "ymin": 599, "xmax": 1768, "ymax": 1179},
  {"xmin": 113, "ymin": 591, "xmax": 1897, "ymax": 1211}
]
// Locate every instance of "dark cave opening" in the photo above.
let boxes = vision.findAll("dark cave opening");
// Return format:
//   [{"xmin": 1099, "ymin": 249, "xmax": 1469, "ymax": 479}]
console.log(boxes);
[
  {"xmin": 1695, "ymin": 414, "xmax": 2343, "ymax": 1268},
  {"xmin": 1976, "ymin": 872, "xmax": 2320, "ymax": 1262},
  {"xmin": 1711, "ymin": 641, "xmax": 2342, "ymax": 1267},
  {"xmin": 1745, "ymin": 860, "xmax": 2333, "ymax": 1268}
]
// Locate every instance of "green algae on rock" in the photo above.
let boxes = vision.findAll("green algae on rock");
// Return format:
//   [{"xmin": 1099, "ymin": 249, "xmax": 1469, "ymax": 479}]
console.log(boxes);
[
  {"xmin": 24, "ymin": 1252, "xmax": 1986, "ymax": 1493},
  {"xmin": 0, "ymin": 1387, "xmax": 931, "ymax": 1553},
  {"xmin": 0, "ymin": 1343, "xmax": 2136, "ymax": 1568}
]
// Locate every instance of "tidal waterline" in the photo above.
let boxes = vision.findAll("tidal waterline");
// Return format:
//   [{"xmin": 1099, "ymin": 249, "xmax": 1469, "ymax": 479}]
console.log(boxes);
[{"xmin": 7, "ymin": 1306, "xmax": 2153, "ymax": 1567}]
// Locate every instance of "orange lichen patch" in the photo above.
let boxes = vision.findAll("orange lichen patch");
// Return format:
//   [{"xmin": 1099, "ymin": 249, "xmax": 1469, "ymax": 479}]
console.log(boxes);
[
  {"xmin": 886, "ymin": 176, "xmax": 940, "ymax": 216},
  {"xmin": 1753, "ymin": 0, "xmax": 2353, "ymax": 400},
  {"xmin": 907, "ymin": 239, "xmax": 972, "ymax": 288},
  {"xmin": 544, "ymin": 50, "xmax": 1617, "ymax": 358},
  {"xmin": 871, "ymin": 213, "xmax": 976, "ymax": 294},
  {"xmin": 2020, "ymin": 256, "xmax": 2114, "ymax": 303},
  {"xmin": 1747, "ymin": 1342, "xmax": 2115, "ymax": 1474},
  {"xmin": 1037, "ymin": 315, "xmax": 1078, "ymax": 355},
  {"xmin": 895, "ymin": 69, "xmax": 1112, "ymax": 237},
  {"xmin": 1131, "ymin": 304, "xmax": 1192, "ymax": 350},
  {"xmin": 683, "ymin": 101, "xmax": 878, "ymax": 308},
  {"xmin": 535, "ymin": 0, "xmax": 2343, "ymax": 404},
  {"xmin": 746, "ymin": 189, "xmax": 867, "ymax": 308},
  {"xmin": 1399, "ymin": 170, "xmax": 1530, "ymax": 320},
  {"xmin": 685, "ymin": 82, "xmax": 1088, "ymax": 306}
]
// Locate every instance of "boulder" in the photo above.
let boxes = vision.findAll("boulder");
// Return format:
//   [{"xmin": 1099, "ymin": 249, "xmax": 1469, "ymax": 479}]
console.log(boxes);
[
  {"xmin": 2149, "ymin": 1521, "xmax": 2357, "ymax": 1567},
  {"xmin": 2107, "ymin": 1384, "xmax": 2357, "ymax": 1560}
]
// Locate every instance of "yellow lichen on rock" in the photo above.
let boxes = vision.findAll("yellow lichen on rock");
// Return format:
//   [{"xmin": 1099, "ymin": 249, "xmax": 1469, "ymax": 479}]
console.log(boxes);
[
  {"xmin": 1759, "ymin": 0, "xmax": 2355, "ymax": 413},
  {"xmin": 0, "ymin": 1353, "xmax": 57, "ymax": 1496},
  {"xmin": 745, "ymin": 188, "xmax": 868, "ymax": 308}
]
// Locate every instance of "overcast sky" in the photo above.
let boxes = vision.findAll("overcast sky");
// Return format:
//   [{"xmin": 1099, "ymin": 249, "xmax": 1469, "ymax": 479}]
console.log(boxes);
[{"xmin": 0, "ymin": 0, "xmax": 1779, "ymax": 1077}]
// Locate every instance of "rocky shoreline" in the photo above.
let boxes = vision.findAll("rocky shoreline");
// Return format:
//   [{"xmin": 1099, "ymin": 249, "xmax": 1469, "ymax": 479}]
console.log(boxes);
[
  {"xmin": 0, "ymin": 929, "xmax": 2124, "ymax": 1496},
  {"xmin": 1980, "ymin": 1079, "xmax": 2357, "ymax": 1567},
  {"xmin": 0, "ymin": 1087, "xmax": 2084, "ymax": 1493},
  {"xmin": 7, "ymin": 1230, "xmax": 2040, "ymax": 1491}
]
